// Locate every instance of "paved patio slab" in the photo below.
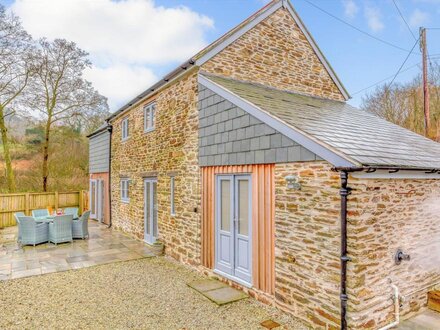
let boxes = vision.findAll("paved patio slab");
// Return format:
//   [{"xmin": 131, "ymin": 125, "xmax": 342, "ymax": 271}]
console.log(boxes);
[
  {"xmin": 188, "ymin": 278, "xmax": 248, "ymax": 305},
  {"xmin": 398, "ymin": 309, "xmax": 440, "ymax": 329},
  {"xmin": 0, "ymin": 221, "xmax": 159, "ymax": 280}
]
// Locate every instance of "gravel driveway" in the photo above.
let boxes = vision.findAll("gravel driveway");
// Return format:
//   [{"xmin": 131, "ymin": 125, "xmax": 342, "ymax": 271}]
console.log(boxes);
[{"xmin": 0, "ymin": 256, "xmax": 308, "ymax": 329}]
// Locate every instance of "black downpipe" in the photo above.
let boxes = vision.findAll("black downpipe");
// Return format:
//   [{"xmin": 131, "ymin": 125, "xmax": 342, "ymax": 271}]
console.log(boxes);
[
  {"xmin": 107, "ymin": 123, "xmax": 113, "ymax": 228},
  {"xmin": 340, "ymin": 171, "xmax": 351, "ymax": 330}
]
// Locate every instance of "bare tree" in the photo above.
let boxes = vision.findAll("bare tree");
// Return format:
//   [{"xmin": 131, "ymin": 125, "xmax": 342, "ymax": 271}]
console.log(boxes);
[
  {"xmin": 27, "ymin": 38, "xmax": 108, "ymax": 191},
  {"xmin": 0, "ymin": 5, "xmax": 33, "ymax": 192},
  {"xmin": 362, "ymin": 61, "xmax": 440, "ymax": 141}
]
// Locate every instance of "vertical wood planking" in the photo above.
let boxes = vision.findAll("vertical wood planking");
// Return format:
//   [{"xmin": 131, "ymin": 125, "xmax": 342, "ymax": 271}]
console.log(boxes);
[{"xmin": 201, "ymin": 164, "xmax": 275, "ymax": 294}]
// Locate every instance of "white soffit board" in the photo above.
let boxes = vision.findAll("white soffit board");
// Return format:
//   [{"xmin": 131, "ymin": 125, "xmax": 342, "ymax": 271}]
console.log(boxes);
[
  {"xmin": 351, "ymin": 170, "xmax": 440, "ymax": 180},
  {"xmin": 198, "ymin": 74, "xmax": 357, "ymax": 168}
]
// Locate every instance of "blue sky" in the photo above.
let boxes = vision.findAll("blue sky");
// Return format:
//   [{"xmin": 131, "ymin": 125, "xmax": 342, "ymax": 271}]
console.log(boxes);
[{"xmin": 3, "ymin": 0, "xmax": 440, "ymax": 109}]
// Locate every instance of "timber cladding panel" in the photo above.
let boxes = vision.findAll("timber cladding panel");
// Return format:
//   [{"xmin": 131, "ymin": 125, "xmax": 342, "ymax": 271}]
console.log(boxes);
[
  {"xmin": 201, "ymin": 7, "xmax": 345, "ymax": 101},
  {"xmin": 89, "ymin": 130, "xmax": 110, "ymax": 173},
  {"xmin": 201, "ymin": 164, "xmax": 275, "ymax": 295},
  {"xmin": 198, "ymin": 83, "xmax": 319, "ymax": 167}
]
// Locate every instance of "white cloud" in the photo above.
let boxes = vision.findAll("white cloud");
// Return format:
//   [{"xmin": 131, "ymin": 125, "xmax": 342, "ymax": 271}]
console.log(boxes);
[
  {"xmin": 342, "ymin": 0, "xmax": 359, "ymax": 19},
  {"xmin": 84, "ymin": 65, "xmax": 157, "ymax": 110},
  {"xmin": 409, "ymin": 9, "xmax": 430, "ymax": 28},
  {"xmin": 364, "ymin": 5, "xmax": 384, "ymax": 32},
  {"xmin": 9, "ymin": 0, "xmax": 214, "ymax": 110}
]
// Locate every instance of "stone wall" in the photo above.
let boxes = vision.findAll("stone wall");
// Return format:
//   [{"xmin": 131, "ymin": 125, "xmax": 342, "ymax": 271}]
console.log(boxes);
[
  {"xmin": 274, "ymin": 161, "xmax": 341, "ymax": 329},
  {"xmin": 110, "ymin": 71, "xmax": 202, "ymax": 265},
  {"xmin": 347, "ymin": 176, "xmax": 440, "ymax": 329},
  {"xmin": 201, "ymin": 7, "xmax": 345, "ymax": 102}
]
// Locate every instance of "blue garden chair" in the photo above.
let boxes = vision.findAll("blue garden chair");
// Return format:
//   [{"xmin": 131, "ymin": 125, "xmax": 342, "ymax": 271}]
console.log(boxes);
[
  {"xmin": 72, "ymin": 210, "xmax": 90, "ymax": 239},
  {"xmin": 49, "ymin": 214, "xmax": 73, "ymax": 245},
  {"xmin": 32, "ymin": 209, "xmax": 50, "ymax": 219},
  {"xmin": 18, "ymin": 216, "xmax": 49, "ymax": 246},
  {"xmin": 13, "ymin": 212, "xmax": 25, "ymax": 243},
  {"xmin": 64, "ymin": 207, "xmax": 79, "ymax": 219}
]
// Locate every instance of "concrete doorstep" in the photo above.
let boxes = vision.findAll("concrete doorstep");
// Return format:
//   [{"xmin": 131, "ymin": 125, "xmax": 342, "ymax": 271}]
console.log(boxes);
[{"xmin": 187, "ymin": 279, "xmax": 248, "ymax": 305}]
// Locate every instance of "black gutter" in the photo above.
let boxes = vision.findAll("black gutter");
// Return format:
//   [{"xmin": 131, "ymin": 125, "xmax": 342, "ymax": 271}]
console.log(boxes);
[
  {"xmin": 106, "ymin": 122, "xmax": 113, "ymax": 228},
  {"xmin": 339, "ymin": 170, "xmax": 351, "ymax": 330}
]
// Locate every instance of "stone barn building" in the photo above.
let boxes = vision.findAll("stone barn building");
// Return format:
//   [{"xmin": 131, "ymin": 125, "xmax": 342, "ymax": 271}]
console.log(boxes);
[{"xmin": 88, "ymin": 0, "xmax": 440, "ymax": 328}]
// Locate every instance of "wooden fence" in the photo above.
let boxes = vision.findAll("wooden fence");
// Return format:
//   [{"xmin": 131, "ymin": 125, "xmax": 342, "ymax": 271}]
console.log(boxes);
[{"xmin": 0, "ymin": 191, "xmax": 89, "ymax": 228}]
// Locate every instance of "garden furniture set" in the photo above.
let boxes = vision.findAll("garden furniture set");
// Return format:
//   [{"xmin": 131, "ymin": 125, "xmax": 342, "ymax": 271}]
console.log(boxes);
[{"xmin": 13, "ymin": 208, "xmax": 90, "ymax": 246}]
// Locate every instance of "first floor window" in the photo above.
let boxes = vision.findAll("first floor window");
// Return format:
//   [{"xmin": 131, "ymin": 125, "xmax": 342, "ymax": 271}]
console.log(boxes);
[
  {"xmin": 144, "ymin": 102, "xmax": 156, "ymax": 132},
  {"xmin": 122, "ymin": 117, "xmax": 129, "ymax": 140},
  {"xmin": 170, "ymin": 176, "xmax": 175, "ymax": 215},
  {"xmin": 121, "ymin": 179, "xmax": 129, "ymax": 202}
]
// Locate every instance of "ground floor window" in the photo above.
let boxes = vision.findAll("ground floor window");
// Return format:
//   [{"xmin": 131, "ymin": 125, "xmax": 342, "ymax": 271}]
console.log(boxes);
[{"xmin": 120, "ymin": 178, "xmax": 130, "ymax": 202}]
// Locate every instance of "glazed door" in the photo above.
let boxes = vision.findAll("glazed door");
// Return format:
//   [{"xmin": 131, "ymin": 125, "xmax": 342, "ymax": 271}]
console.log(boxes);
[
  {"xmin": 144, "ymin": 178, "xmax": 158, "ymax": 244},
  {"xmin": 96, "ymin": 180, "xmax": 104, "ymax": 223},
  {"xmin": 215, "ymin": 175, "xmax": 252, "ymax": 285},
  {"xmin": 90, "ymin": 179, "xmax": 104, "ymax": 222},
  {"xmin": 90, "ymin": 179, "xmax": 97, "ymax": 219}
]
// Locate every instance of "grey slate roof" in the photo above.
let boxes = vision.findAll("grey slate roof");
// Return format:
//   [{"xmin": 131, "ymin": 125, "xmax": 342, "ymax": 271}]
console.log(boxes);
[{"xmin": 203, "ymin": 74, "xmax": 440, "ymax": 170}]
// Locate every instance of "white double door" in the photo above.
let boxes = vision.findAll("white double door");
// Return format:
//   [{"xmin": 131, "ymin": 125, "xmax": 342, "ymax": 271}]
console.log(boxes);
[
  {"xmin": 90, "ymin": 179, "xmax": 104, "ymax": 222},
  {"xmin": 215, "ymin": 175, "xmax": 252, "ymax": 285},
  {"xmin": 144, "ymin": 178, "xmax": 158, "ymax": 244}
]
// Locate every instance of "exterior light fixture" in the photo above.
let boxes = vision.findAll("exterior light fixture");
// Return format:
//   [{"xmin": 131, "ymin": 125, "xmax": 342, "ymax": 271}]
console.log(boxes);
[{"xmin": 285, "ymin": 175, "xmax": 301, "ymax": 190}]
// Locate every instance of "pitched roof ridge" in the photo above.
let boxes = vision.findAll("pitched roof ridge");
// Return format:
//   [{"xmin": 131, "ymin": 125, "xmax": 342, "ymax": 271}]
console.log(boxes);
[{"xmin": 199, "ymin": 71, "xmax": 349, "ymax": 105}]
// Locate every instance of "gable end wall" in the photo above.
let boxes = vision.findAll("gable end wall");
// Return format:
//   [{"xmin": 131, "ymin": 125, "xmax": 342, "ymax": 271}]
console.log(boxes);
[{"xmin": 201, "ymin": 7, "xmax": 345, "ymax": 101}]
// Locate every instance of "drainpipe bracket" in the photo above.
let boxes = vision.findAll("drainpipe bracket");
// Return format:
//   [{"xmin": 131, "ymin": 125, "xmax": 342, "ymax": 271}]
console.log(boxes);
[{"xmin": 341, "ymin": 255, "xmax": 351, "ymax": 262}]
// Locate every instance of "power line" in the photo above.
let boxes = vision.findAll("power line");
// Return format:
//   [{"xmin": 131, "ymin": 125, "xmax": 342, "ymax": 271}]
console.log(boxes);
[
  {"xmin": 389, "ymin": 37, "xmax": 420, "ymax": 86},
  {"xmin": 301, "ymin": 0, "xmax": 417, "ymax": 54},
  {"xmin": 392, "ymin": 0, "xmax": 417, "ymax": 41},
  {"xmin": 351, "ymin": 62, "xmax": 421, "ymax": 95}
]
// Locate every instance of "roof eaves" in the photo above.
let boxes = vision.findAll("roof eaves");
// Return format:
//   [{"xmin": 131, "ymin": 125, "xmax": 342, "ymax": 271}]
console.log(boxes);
[
  {"xmin": 106, "ymin": 1, "xmax": 283, "ymax": 123},
  {"xmin": 107, "ymin": 58, "xmax": 196, "ymax": 122},
  {"xmin": 198, "ymin": 73, "xmax": 359, "ymax": 168},
  {"xmin": 87, "ymin": 124, "xmax": 109, "ymax": 138}
]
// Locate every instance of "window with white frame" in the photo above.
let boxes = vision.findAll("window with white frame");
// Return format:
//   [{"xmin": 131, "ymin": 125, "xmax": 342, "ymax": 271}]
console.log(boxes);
[
  {"xmin": 144, "ymin": 102, "xmax": 156, "ymax": 132},
  {"xmin": 170, "ymin": 176, "xmax": 175, "ymax": 215},
  {"xmin": 121, "ymin": 117, "xmax": 129, "ymax": 140},
  {"xmin": 121, "ymin": 178, "xmax": 130, "ymax": 202}
]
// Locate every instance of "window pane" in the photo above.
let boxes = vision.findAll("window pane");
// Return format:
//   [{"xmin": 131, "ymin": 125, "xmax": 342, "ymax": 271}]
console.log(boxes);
[
  {"xmin": 145, "ymin": 108, "xmax": 150, "ymax": 129},
  {"xmin": 220, "ymin": 180, "xmax": 231, "ymax": 231},
  {"xmin": 126, "ymin": 120, "xmax": 129, "ymax": 137},
  {"xmin": 151, "ymin": 106, "xmax": 155, "ymax": 128},
  {"xmin": 91, "ymin": 183, "xmax": 96, "ymax": 214},
  {"xmin": 153, "ymin": 182, "xmax": 158, "ymax": 237},
  {"xmin": 238, "ymin": 179, "xmax": 249, "ymax": 236},
  {"xmin": 145, "ymin": 182, "xmax": 150, "ymax": 234}
]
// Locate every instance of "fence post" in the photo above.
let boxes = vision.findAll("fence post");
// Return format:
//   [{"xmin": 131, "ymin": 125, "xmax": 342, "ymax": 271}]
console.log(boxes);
[
  {"xmin": 25, "ymin": 193, "xmax": 30, "ymax": 215},
  {"xmin": 79, "ymin": 190, "xmax": 84, "ymax": 215},
  {"xmin": 54, "ymin": 191, "xmax": 59, "ymax": 210}
]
